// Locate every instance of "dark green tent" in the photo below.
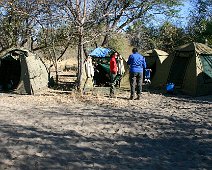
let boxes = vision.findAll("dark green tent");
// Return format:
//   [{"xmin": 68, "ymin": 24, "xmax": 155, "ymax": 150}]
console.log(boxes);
[
  {"xmin": 143, "ymin": 49, "xmax": 172, "ymax": 87},
  {"xmin": 0, "ymin": 48, "xmax": 48, "ymax": 94},
  {"xmin": 168, "ymin": 42, "xmax": 212, "ymax": 96}
]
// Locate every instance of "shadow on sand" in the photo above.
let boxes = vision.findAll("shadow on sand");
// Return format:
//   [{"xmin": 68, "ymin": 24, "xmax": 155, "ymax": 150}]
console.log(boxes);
[{"xmin": 0, "ymin": 103, "xmax": 211, "ymax": 170}]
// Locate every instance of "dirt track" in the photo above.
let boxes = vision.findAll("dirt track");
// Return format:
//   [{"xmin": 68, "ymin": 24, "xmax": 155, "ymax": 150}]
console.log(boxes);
[{"xmin": 0, "ymin": 90, "xmax": 211, "ymax": 169}]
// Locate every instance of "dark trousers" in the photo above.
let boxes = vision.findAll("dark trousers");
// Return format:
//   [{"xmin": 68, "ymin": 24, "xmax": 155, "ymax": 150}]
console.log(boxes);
[
  {"xmin": 110, "ymin": 73, "xmax": 116, "ymax": 96},
  {"xmin": 129, "ymin": 72, "xmax": 143, "ymax": 97}
]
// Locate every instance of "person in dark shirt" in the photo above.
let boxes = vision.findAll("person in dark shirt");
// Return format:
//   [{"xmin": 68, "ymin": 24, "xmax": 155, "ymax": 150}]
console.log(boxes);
[{"xmin": 127, "ymin": 48, "xmax": 146, "ymax": 100}]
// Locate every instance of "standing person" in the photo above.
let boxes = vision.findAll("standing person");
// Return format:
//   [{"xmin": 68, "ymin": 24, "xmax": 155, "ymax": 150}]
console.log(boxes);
[
  {"xmin": 117, "ymin": 55, "xmax": 125, "ymax": 75},
  {"xmin": 109, "ymin": 52, "xmax": 118, "ymax": 98},
  {"xmin": 116, "ymin": 54, "xmax": 125, "ymax": 87},
  {"xmin": 127, "ymin": 48, "xmax": 146, "ymax": 100},
  {"xmin": 83, "ymin": 56, "xmax": 95, "ymax": 92},
  {"xmin": 84, "ymin": 56, "xmax": 94, "ymax": 79}
]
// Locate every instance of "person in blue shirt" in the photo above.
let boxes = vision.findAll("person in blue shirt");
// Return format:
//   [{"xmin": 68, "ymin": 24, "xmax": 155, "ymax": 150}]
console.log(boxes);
[{"xmin": 127, "ymin": 48, "xmax": 146, "ymax": 100}]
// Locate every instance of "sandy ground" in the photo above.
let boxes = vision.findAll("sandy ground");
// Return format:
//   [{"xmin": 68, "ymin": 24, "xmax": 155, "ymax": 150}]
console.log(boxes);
[{"xmin": 0, "ymin": 89, "xmax": 211, "ymax": 170}]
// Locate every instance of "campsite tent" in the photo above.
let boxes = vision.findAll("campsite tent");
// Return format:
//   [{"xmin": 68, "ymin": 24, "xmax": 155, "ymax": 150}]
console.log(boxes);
[
  {"xmin": 167, "ymin": 42, "xmax": 212, "ymax": 96},
  {"xmin": 0, "ymin": 48, "xmax": 48, "ymax": 95},
  {"xmin": 89, "ymin": 47, "xmax": 114, "ymax": 87},
  {"xmin": 143, "ymin": 49, "xmax": 172, "ymax": 87},
  {"xmin": 82, "ymin": 47, "xmax": 129, "ymax": 90},
  {"xmin": 89, "ymin": 47, "xmax": 112, "ymax": 58}
]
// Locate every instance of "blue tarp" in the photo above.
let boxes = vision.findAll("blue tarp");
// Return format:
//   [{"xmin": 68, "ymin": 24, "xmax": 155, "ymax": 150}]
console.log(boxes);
[{"xmin": 89, "ymin": 47, "xmax": 112, "ymax": 58}]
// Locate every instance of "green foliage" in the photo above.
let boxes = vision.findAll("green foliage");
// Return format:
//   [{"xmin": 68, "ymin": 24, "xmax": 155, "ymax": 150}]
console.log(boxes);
[
  {"xmin": 0, "ymin": 6, "xmax": 27, "ymax": 49},
  {"xmin": 187, "ymin": 0, "xmax": 212, "ymax": 45},
  {"xmin": 127, "ymin": 20, "xmax": 189, "ymax": 53},
  {"xmin": 126, "ymin": 21, "xmax": 154, "ymax": 51},
  {"xmin": 202, "ymin": 20, "xmax": 212, "ymax": 45},
  {"xmin": 108, "ymin": 34, "xmax": 132, "ymax": 59},
  {"xmin": 157, "ymin": 22, "xmax": 188, "ymax": 53}
]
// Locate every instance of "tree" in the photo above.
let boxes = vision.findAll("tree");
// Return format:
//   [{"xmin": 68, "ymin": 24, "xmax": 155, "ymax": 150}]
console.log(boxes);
[
  {"xmin": 126, "ymin": 20, "xmax": 188, "ymax": 53},
  {"xmin": 61, "ymin": 0, "xmax": 182, "ymax": 91},
  {"xmin": 0, "ymin": 0, "xmax": 76, "ymax": 85},
  {"xmin": 108, "ymin": 33, "xmax": 131, "ymax": 59},
  {"xmin": 126, "ymin": 21, "xmax": 157, "ymax": 51},
  {"xmin": 157, "ymin": 22, "xmax": 188, "ymax": 53},
  {"xmin": 0, "ymin": 0, "xmax": 43, "ymax": 50},
  {"xmin": 187, "ymin": 0, "xmax": 212, "ymax": 44},
  {"xmin": 92, "ymin": 0, "xmax": 182, "ymax": 47},
  {"xmin": 0, "ymin": 0, "xmax": 183, "ymax": 92},
  {"xmin": 202, "ymin": 20, "xmax": 212, "ymax": 45},
  {"xmin": 60, "ymin": 0, "xmax": 89, "ymax": 91}
]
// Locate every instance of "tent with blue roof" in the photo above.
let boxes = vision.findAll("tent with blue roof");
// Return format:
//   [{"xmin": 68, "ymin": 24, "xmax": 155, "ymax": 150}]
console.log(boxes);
[
  {"xmin": 87, "ymin": 47, "xmax": 129, "ymax": 88},
  {"xmin": 89, "ymin": 47, "xmax": 113, "ymax": 58},
  {"xmin": 89, "ymin": 47, "xmax": 112, "ymax": 86}
]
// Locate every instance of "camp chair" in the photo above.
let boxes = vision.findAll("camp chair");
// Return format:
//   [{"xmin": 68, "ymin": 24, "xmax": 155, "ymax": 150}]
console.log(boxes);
[{"xmin": 144, "ymin": 69, "xmax": 151, "ymax": 84}]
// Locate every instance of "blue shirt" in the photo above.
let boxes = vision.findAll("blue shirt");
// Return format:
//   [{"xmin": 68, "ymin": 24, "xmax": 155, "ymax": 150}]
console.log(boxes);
[{"xmin": 127, "ymin": 52, "xmax": 146, "ymax": 73}]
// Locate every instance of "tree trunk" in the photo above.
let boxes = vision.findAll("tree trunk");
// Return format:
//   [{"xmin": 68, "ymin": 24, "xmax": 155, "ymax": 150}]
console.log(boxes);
[
  {"xmin": 76, "ymin": 27, "xmax": 84, "ymax": 92},
  {"xmin": 55, "ymin": 63, "xmax": 59, "ymax": 84},
  {"xmin": 101, "ymin": 34, "xmax": 109, "ymax": 47},
  {"xmin": 83, "ymin": 44, "xmax": 88, "ymax": 58}
]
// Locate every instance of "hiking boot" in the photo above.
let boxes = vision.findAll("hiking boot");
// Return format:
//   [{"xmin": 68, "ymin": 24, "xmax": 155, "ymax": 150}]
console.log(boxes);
[
  {"xmin": 136, "ymin": 94, "xmax": 141, "ymax": 100},
  {"xmin": 109, "ymin": 94, "xmax": 116, "ymax": 98},
  {"xmin": 129, "ymin": 96, "xmax": 135, "ymax": 100}
]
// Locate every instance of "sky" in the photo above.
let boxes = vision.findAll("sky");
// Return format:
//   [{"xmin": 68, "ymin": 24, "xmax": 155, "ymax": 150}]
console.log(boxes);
[
  {"xmin": 149, "ymin": 0, "xmax": 194, "ymax": 28},
  {"xmin": 177, "ymin": 0, "xmax": 193, "ymax": 26}
]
